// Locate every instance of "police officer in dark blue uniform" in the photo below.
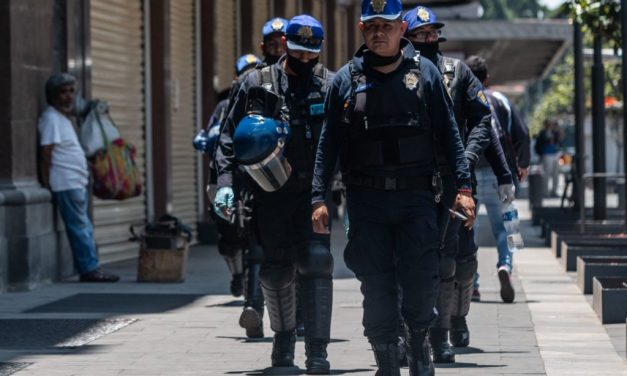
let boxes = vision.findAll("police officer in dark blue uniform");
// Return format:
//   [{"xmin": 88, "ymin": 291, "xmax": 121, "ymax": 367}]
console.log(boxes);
[
  {"xmin": 215, "ymin": 15, "xmax": 335, "ymax": 374},
  {"xmin": 403, "ymin": 6, "xmax": 514, "ymax": 363},
  {"xmin": 194, "ymin": 54, "xmax": 266, "ymax": 339},
  {"xmin": 311, "ymin": 1, "xmax": 475, "ymax": 375}
]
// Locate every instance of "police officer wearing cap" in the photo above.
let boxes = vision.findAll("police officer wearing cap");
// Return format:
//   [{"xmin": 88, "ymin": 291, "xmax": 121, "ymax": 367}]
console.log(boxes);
[
  {"xmin": 403, "ymin": 6, "xmax": 514, "ymax": 364},
  {"xmin": 215, "ymin": 15, "xmax": 335, "ymax": 374},
  {"xmin": 194, "ymin": 54, "xmax": 267, "ymax": 339},
  {"xmin": 311, "ymin": 1, "xmax": 474, "ymax": 375}
]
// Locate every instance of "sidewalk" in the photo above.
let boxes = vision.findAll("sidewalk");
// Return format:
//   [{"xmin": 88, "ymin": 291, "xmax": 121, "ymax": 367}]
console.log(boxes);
[{"xmin": 0, "ymin": 200, "xmax": 625, "ymax": 375}]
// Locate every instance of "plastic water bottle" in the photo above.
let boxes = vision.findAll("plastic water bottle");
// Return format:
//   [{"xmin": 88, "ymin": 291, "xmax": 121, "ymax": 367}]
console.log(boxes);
[{"xmin": 501, "ymin": 202, "xmax": 524, "ymax": 252}]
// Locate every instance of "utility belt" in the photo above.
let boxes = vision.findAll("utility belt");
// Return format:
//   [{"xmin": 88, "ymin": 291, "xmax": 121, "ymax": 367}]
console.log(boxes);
[{"xmin": 345, "ymin": 171, "xmax": 444, "ymax": 202}]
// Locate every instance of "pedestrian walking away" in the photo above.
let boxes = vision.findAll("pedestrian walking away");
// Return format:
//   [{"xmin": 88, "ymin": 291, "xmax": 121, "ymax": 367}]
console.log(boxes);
[
  {"xmin": 312, "ymin": 1, "xmax": 475, "ymax": 374},
  {"xmin": 215, "ymin": 14, "xmax": 336, "ymax": 375},
  {"xmin": 404, "ymin": 5, "xmax": 513, "ymax": 364},
  {"xmin": 466, "ymin": 54, "xmax": 532, "ymax": 304}
]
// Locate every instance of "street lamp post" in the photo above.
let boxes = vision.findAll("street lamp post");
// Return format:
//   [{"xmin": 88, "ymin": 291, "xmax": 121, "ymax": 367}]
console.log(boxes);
[
  {"xmin": 591, "ymin": 34, "xmax": 607, "ymax": 220},
  {"xmin": 622, "ymin": 0, "xmax": 627, "ymax": 230}
]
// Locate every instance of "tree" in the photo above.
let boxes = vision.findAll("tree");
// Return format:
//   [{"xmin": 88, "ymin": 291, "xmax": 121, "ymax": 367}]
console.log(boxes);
[
  {"xmin": 480, "ymin": 0, "xmax": 549, "ymax": 20},
  {"xmin": 566, "ymin": 0, "xmax": 621, "ymax": 49}
]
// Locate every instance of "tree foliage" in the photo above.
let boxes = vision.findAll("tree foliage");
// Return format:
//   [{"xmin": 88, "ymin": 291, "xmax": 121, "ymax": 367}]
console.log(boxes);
[
  {"xmin": 566, "ymin": 0, "xmax": 622, "ymax": 49},
  {"xmin": 479, "ymin": 0, "xmax": 549, "ymax": 20}
]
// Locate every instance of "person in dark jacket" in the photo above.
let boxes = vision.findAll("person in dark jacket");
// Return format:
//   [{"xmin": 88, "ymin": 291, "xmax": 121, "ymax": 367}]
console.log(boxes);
[
  {"xmin": 312, "ymin": 1, "xmax": 475, "ymax": 374},
  {"xmin": 403, "ymin": 6, "xmax": 514, "ymax": 363},
  {"xmin": 215, "ymin": 15, "xmax": 335, "ymax": 374}
]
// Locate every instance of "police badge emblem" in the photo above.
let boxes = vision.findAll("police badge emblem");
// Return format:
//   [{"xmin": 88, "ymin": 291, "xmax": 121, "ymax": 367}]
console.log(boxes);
[
  {"xmin": 298, "ymin": 26, "xmax": 313, "ymax": 39},
  {"xmin": 271, "ymin": 18, "xmax": 284, "ymax": 31},
  {"xmin": 371, "ymin": 0, "xmax": 387, "ymax": 13},
  {"xmin": 245, "ymin": 54, "xmax": 257, "ymax": 64},
  {"xmin": 404, "ymin": 72, "xmax": 419, "ymax": 90},
  {"xmin": 417, "ymin": 7, "xmax": 430, "ymax": 22}
]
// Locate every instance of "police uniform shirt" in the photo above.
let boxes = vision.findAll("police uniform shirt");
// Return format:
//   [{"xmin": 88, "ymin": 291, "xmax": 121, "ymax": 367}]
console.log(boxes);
[
  {"xmin": 216, "ymin": 55, "xmax": 335, "ymax": 189},
  {"xmin": 436, "ymin": 55, "xmax": 512, "ymax": 185},
  {"xmin": 311, "ymin": 39, "xmax": 471, "ymax": 203}
]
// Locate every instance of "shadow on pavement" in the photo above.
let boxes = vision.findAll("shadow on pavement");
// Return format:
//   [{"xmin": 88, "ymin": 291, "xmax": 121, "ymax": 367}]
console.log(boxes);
[
  {"xmin": 474, "ymin": 299, "xmax": 539, "ymax": 304},
  {"xmin": 226, "ymin": 367, "xmax": 373, "ymax": 375},
  {"xmin": 435, "ymin": 362, "xmax": 506, "ymax": 368},
  {"xmin": 217, "ymin": 336, "xmax": 349, "ymax": 345},
  {"xmin": 454, "ymin": 346, "xmax": 531, "ymax": 355}
]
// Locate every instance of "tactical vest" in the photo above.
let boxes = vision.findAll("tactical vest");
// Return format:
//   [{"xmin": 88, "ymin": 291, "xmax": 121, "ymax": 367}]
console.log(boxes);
[
  {"xmin": 438, "ymin": 56, "xmax": 465, "ymax": 135},
  {"xmin": 257, "ymin": 64, "xmax": 328, "ymax": 181},
  {"xmin": 342, "ymin": 54, "xmax": 434, "ymax": 173}
]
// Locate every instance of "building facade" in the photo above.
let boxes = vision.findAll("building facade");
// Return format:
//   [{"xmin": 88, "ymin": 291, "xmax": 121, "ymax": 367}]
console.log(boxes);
[{"xmin": 0, "ymin": 0, "xmax": 362, "ymax": 292}]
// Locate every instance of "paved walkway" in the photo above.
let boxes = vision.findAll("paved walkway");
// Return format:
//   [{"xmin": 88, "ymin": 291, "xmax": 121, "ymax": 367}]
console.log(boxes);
[{"xmin": 0, "ymin": 199, "xmax": 625, "ymax": 375}]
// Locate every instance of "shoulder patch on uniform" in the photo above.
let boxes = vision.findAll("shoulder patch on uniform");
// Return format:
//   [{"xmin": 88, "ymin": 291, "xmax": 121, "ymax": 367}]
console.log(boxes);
[
  {"xmin": 476, "ymin": 90, "xmax": 488, "ymax": 106},
  {"xmin": 403, "ymin": 72, "xmax": 419, "ymax": 90}
]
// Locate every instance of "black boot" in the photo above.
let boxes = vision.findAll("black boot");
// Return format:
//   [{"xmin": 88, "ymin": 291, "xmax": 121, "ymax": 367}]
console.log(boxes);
[
  {"xmin": 371, "ymin": 343, "xmax": 401, "ymax": 376},
  {"xmin": 301, "ymin": 277, "xmax": 333, "ymax": 374},
  {"xmin": 450, "ymin": 316, "xmax": 469, "ymax": 348},
  {"xmin": 450, "ymin": 258, "xmax": 477, "ymax": 348},
  {"xmin": 429, "ymin": 328, "xmax": 455, "ymax": 363},
  {"xmin": 240, "ymin": 262, "xmax": 265, "ymax": 339},
  {"xmin": 271, "ymin": 330, "xmax": 296, "ymax": 367},
  {"xmin": 305, "ymin": 339, "xmax": 330, "ymax": 374},
  {"xmin": 405, "ymin": 327, "xmax": 434, "ymax": 376},
  {"xmin": 260, "ymin": 265, "xmax": 297, "ymax": 367},
  {"xmin": 398, "ymin": 335, "xmax": 408, "ymax": 367},
  {"xmin": 230, "ymin": 273, "xmax": 244, "ymax": 297}
]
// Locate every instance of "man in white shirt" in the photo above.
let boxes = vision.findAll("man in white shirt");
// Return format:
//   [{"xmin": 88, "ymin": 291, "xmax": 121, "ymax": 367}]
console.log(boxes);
[{"xmin": 38, "ymin": 73, "xmax": 118, "ymax": 282}]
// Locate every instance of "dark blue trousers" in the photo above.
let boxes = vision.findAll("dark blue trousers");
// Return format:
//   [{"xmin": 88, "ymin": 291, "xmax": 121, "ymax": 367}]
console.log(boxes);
[{"xmin": 344, "ymin": 186, "xmax": 440, "ymax": 344}]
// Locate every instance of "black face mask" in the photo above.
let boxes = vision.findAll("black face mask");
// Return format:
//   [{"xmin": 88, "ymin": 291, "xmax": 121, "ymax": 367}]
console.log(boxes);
[
  {"xmin": 411, "ymin": 42, "xmax": 439, "ymax": 64},
  {"xmin": 286, "ymin": 54, "xmax": 319, "ymax": 77},
  {"xmin": 264, "ymin": 54, "xmax": 281, "ymax": 66},
  {"xmin": 363, "ymin": 49, "xmax": 402, "ymax": 67}
]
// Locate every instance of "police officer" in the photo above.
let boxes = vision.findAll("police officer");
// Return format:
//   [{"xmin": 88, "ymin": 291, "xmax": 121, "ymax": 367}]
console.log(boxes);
[
  {"xmin": 261, "ymin": 17, "xmax": 288, "ymax": 66},
  {"xmin": 403, "ymin": 6, "xmax": 514, "ymax": 363},
  {"xmin": 311, "ymin": 1, "xmax": 475, "ymax": 375},
  {"xmin": 194, "ymin": 54, "xmax": 265, "ymax": 339},
  {"xmin": 215, "ymin": 15, "xmax": 335, "ymax": 374}
]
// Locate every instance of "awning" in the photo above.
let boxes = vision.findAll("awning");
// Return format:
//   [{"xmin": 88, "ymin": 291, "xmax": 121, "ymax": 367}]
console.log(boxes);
[{"xmin": 438, "ymin": 20, "xmax": 573, "ymax": 86}]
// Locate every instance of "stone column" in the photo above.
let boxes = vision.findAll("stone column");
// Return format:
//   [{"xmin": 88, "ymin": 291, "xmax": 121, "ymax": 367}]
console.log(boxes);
[{"xmin": 0, "ymin": 0, "xmax": 66, "ymax": 291}]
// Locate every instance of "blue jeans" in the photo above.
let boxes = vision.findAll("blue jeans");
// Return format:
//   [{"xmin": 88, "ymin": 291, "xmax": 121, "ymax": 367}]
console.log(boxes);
[
  {"xmin": 474, "ymin": 168, "xmax": 513, "ymax": 287},
  {"xmin": 53, "ymin": 188, "xmax": 99, "ymax": 274}
]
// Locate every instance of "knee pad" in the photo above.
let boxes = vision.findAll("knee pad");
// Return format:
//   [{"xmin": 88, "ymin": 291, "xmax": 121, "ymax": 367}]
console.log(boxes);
[
  {"xmin": 455, "ymin": 258, "xmax": 478, "ymax": 283},
  {"xmin": 439, "ymin": 256, "xmax": 456, "ymax": 281},
  {"xmin": 260, "ymin": 263, "xmax": 295, "ymax": 291},
  {"xmin": 297, "ymin": 242, "xmax": 334, "ymax": 278}
]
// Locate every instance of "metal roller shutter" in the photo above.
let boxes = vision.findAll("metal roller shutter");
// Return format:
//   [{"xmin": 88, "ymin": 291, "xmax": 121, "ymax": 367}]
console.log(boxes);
[
  {"xmin": 215, "ymin": 0, "xmax": 237, "ymax": 92},
  {"xmin": 90, "ymin": 0, "xmax": 146, "ymax": 263},
  {"xmin": 253, "ymin": 0, "xmax": 270, "ymax": 57},
  {"xmin": 170, "ymin": 0, "xmax": 198, "ymax": 236},
  {"xmin": 312, "ymin": 0, "xmax": 323, "ymax": 21},
  {"xmin": 285, "ymin": 0, "xmax": 297, "ymax": 18}
]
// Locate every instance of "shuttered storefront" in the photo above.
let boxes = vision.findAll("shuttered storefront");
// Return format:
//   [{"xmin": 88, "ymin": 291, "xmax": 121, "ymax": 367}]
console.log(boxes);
[
  {"xmin": 90, "ymin": 0, "xmax": 146, "ymax": 263},
  {"xmin": 215, "ymin": 0, "xmax": 237, "ymax": 92},
  {"xmin": 170, "ymin": 0, "xmax": 198, "ymax": 236},
  {"xmin": 252, "ymin": 0, "xmax": 270, "ymax": 57}
]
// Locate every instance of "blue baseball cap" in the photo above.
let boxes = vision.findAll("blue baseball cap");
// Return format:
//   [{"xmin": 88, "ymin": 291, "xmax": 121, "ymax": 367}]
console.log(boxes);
[
  {"xmin": 285, "ymin": 15, "xmax": 324, "ymax": 53},
  {"xmin": 361, "ymin": 0, "xmax": 402, "ymax": 22},
  {"xmin": 403, "ymin": 6, "xmax": 444, "ymax": 32},
  {"xmin": 262, "ymin": 17, "xmax": 288, "ymax": 38},
  {"xmin": 235, "ymin": 54, "xmax": 261, "ymax": 76}
]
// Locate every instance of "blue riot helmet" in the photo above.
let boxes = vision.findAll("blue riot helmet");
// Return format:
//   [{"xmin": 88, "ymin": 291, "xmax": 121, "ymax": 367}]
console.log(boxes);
[
  {"xmin": 233, "ymin": 114, "xmax": 291, "ymax": 192},
  {"xmin": 193, "ymin": 123, "xmax": 221, "ymax": 155}
]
